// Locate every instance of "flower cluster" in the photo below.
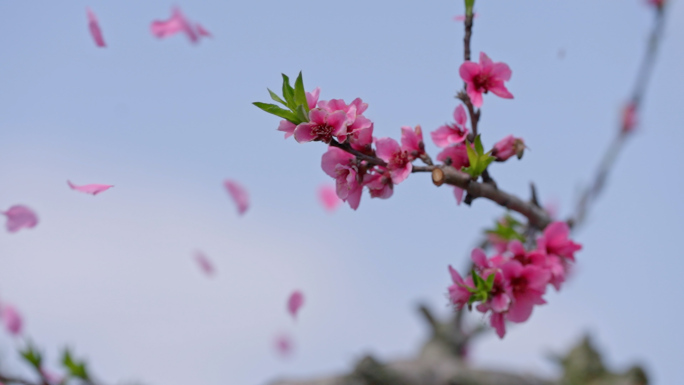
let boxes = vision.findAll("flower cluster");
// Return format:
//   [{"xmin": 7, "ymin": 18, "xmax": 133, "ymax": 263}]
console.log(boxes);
[
  {"xmin": 448, "ymin": 221, "xmax": 581, "ymax": 338},
  {"xmin": 320, "ymin": 124, "xmax": 425, "ymax": 209}
]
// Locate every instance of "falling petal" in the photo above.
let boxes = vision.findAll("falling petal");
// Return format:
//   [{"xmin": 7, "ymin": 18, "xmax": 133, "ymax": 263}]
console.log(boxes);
[
  {"xmin": 317, "ymin": 184, "xmax": 341, "ymax": 212},
  {"xmin": 193, "ymin": 251, "xmax": 215, "ymax": 276},
  {"xmin": 2, "ymin": 205, "xmax": 38, "ymax": 233},
  {"xmin": 150, "ymin": 7, "xmax": 202, "ymax": 43},
  {"xmin": 223, "ymin": 180, "xmax": 249, "ymax": 215},
  {"xmin": 196, "ymin": 23, "xmax": 212, "ymax": 37},
  {"xmin": 287, "ymin": 290, "xmax": 304, "ymax": 319},
  {"xmin": 86, "ymin": 8, "xmax": 106, "ymax": 47},
  {"xmin": 67, "ymin": 180, "xmax": 114, "ymax": 195},
  {"xmin": 0, "ymin": 304, "xmax": 23, "ymax": 336},
  {"xmin": 274, "ymin": 333, "xmax": 293, "ymax": 357}
]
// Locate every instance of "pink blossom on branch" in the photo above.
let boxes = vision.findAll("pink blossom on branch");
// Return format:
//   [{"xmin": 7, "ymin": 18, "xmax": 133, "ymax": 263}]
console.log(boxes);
[
  {"xmin": 278, "ymin": 88, "xmax": 321, "ymax": 139},
  {"xmin": 459, "ymin": 52, "xmax": 513, "ymax": 108},
  {"xmin": 536, "ymin": 221, "xmax": 582, "ymax": 261},
  {"xmin": 431, "ymin": 105, "xmax": 469, "ymax": 148},
  {"xmin": 321, "ymin": 147, "xmax": 363, "ymax": 210},
  {"xmin": 67, "ymin": 180, "xmax": 114, "ymax": 195},
  {"xmin": 294, "ymin": 108, "xmax": 348, "ymax": 143},
  {"xmin": 401, "ymin": 125, "xmax": 425, "ymax": 160},
  {"xmin": 86, "ymin": 8, "xmax": 106, "ymax": 47},
  {"xmin": 436, "ymin": 143, "xmax": 470, "ymax": 169},
  {"xmin": 223, "ymin": 180, "xmax": 249, "ymax": 215},
  {"xmin": 363, "ymin": 171, "xmax": 393, "ymax": 199},
  {"xmin": 2, "ymin": 205, "xmax": 38, "ymax": 233},
  {"xmin": 375, "ymin": 138, "xmax": 412, "ymax": 185}
]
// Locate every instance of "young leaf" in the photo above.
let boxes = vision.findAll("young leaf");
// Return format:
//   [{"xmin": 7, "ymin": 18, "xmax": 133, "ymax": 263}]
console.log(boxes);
[
  {"xmin": 268, "ymin": 88, "xmax": 287, "ymax": 106},
  {"xmin": 295, "ymin": 104, "xmax": 309, "ymax": 124},
  {"xmin": 465, "ymin": 0, "xmax": 475, "ymax": 16},
  {"xmin": 281, "ymin": 74, "xmax": 296, "ymax": 109},
  {"xmin": 474, "ymin": 135, "xmax": 485, "ymax": 154},
  {"xmin": 253, "ymin": 102, "xmax": 300, "ymax": 124},
  {"xmin": 62, "ymin": 349, "xmax": 90, "ymax": 380},
  {"xmin": 485, "ymin": 273, "xmax": 495, "ymax": 291},
  {"xmin": 20, "ymin": 343, "xmax": 42, "ymax": 370},
  {"xmin": 293, "ymin": 72, "xmax": 309, "ymax": 113}
]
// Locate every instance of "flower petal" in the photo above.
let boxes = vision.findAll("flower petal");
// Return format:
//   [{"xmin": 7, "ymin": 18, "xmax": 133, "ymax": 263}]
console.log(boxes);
[
  {"xmin": 223, "ymin": 180, "xmax": 249, "ymax": 215},
  {"xmin": 67, "ymin": 180, "xmax": 114, "ymax": 195}
]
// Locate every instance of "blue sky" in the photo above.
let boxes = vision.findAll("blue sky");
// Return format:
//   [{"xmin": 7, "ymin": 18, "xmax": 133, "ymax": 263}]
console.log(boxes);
[{"xmin": 1, "ymin": 1, "xmax": 683, "ymax": 384}]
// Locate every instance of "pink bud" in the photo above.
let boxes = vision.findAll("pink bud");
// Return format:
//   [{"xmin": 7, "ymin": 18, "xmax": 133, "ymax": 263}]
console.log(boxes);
[{"xmin": 492, "ymin": 135, "xmax": 525, "ymax": 161}]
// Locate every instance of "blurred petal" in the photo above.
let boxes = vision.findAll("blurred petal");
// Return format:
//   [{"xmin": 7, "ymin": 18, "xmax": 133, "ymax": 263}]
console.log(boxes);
[
  {"xmin": 86, "ymin": 8, "xmax": 106, "ymax": 47},
  {"xmin": 2, "ymin": 205, "xmax": 38, "ymax": 233},
  {"xmin": 318, "ymin": 184, "xmax": 341, "ymax": 212},
  {"xmin": 193, "ymin": 251, "xmax": 215, "ymax": 276},
  {"xmin": 287, "ymin": 290, "xmax": 304, "ymax": 319},
  {"xmin": 67, "ymin": 180, "xmax": 114, "ymax": 195},
  {"xmin": 223, "ymin": 180, "xmax": 249, "ymax": 215}
]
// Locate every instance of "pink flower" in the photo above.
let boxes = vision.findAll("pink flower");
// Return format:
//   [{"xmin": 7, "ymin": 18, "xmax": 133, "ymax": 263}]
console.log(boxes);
[
  {"xmin": 2, "ymin": 205, "xmax": 38, "ymax": 233},
  {"xmin": 363, "ymin": 171, "xmax": 394, "ymax": 199},
  {"xmin": 274, "ymin": 333, "xmax": 293, "ymax": 357},
  {"xmin": 401, "ymin": 125, "xmax": 425, "ymax": 160},
  {"xmin": 287, "ymin": 290, "xmax": 304, "ymax": 319},
  {"xmin": 459, "ymin": 52, "xmax": 513, "ymax": 108},
  {"xmin": 277, "ymin": 88, "xmax": 321, "ymax": 140},
  {"xmin": 491, "ymin": 135, "xmax": 525, "ymax": 161},
  {"xmin": 453, "ymin": 187, "xmax": 465, "ymax": 205},
  {"xmin": 436, "ymin": 143, "xmax": 470, "ymax": 169},
  {"xmin": 223, "ymin": 180, "xmax": 249, "ymax": 215},
  {"xmin": 277, "ymin": 120, "xmax": 296, "ymax": 139},
  {"xmin": 621, "ymin": 102, "xmax": 638, "ymax": 134},
  {"xmin": 375, "ymin": 138, "xmax": 412, "ymax": 184},
  {"xmin": 67, "ymin": 180, "xmax": 114, "ymax": 195},
  {"xmin": 349, "ymin": 124, "xmax": 374, "ymax": 153},
  {"xmin": 294, "ymin": 108, "xmax": 348, "ymax": 143},
  {"xmin": 306, "ymin": 88, "xmax": 321, "ymax": 110},
  {"xmin": 193, "ymin": 251, "xmax": 215, "ymax": 276},
  {"xmin": 0, "ymin": 304, "xmax": 23, "ymax": 336},
  {"xmin": 490, "ymin": 312, "xmax": 506, "ymax": 339},
  {"xmin": 536, "ymin": 221, "xmax": 582, "ymax": 261},
  {"xmin": 321, "ymin": 147, "xmax": 363, "ymax": 210},
  {"xmin": 501, "ymin": 261, "xmax": 550, "ymax": 323},
  {"xmin": 431, "ymin": 105, "xmax": 469, "ymax": 148},
  {"xmin": 150, "ymin": 7, "xmax": 209, "ymax": 44},
  {"xmin": 447, "ymin": 265, "xmax": 474, "ymax": 309},
  {"xmin": 86, "ymin": 8, "xmax": 106, "ymax": 47},
  {"xmin": 318, "ymin": 98, "xmax": 373, "ymax": 136},
  {"xmin": 318, "ymin": 184, "xmax": 342, "ymax": 212}
]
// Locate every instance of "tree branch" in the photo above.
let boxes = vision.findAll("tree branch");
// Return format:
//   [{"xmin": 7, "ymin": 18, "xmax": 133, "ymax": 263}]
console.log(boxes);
[{"xmin": 432, "ymin": 166, "xmax": 551, "ymax": 229}]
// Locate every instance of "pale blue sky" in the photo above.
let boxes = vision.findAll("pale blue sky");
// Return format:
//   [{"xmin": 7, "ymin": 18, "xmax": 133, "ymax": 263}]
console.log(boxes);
[{"xmin": 1, "ymin": 1, "xmax": 683, "ymax": 384}]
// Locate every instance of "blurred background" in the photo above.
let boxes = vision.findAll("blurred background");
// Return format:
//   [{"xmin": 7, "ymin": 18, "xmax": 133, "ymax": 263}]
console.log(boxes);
[{"xmin": 1, "ymin": 0, "xmax": 682, "ymax": 384}]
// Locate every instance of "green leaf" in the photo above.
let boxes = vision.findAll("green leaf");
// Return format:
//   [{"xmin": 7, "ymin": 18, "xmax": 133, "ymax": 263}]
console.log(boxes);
[
  {"xmin": 268, "ymin": 88, "xmax": 287, "ymax": 106},
  {"xmin": 293, "ymin": 72, "xmax": 309, "ymax": 113},
  {"xmin": 20, "ymin": 343, "xmax": 42, "ymax": 370},
  {"xmin": 295, "ymin": 104, "xmax": 309, "ymax": 124},
  {"xmin": 253, "ymin": 102, "xmax": 301, "ymax": 124},
  {"xmin": 281, "ymin": 74, "xmax": 296, "ymax": 110},
  {"xmin": 465, "ymin": 0, "xmax": 475, "ymax": 16},
  {"xmin": 462, "ymin": 136, "xmax": 496, "ymax": 178},
  {"xmin": 485, "ymin": 273, "xmax": 495, "ymax": 291},
  {"xmin": 474, "ymin": 135, "xmax": 484, "ymax": 154},
  {"xmin": 62, "ymin": 349, "xmax": 90, "ymax": 380}
]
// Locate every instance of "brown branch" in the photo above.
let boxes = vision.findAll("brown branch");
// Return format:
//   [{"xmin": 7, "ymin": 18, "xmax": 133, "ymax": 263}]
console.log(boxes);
[
  {"xmin": 432, "ymin": 166, "xmax": 551, "ymax": 229},
  {"xmin": 0, "ymin": 374, "xmax": 37, "ymax": 385},
  {"xmin": 328, "ymin": 140, "xmax": 387, "ymax": 167},
  {"xmin": 571, "ymin": 9, "xmax": 666, "ymax": 228}
]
